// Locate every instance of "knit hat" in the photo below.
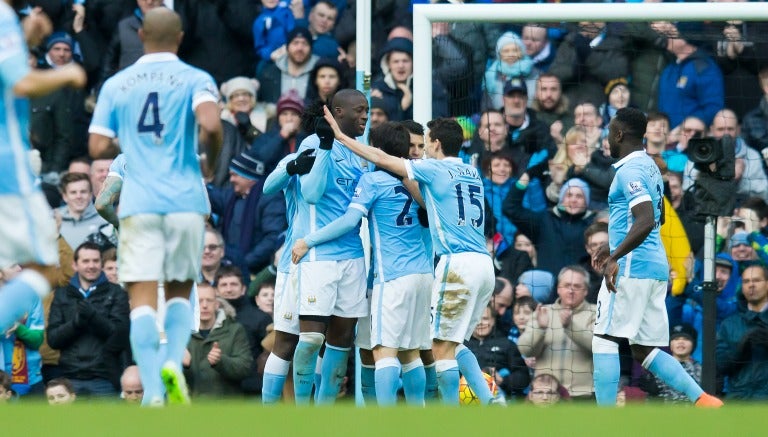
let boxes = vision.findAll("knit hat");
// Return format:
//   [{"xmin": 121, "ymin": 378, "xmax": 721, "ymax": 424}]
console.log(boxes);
[
  {"xmin": 517, "ymin": 270, "xmax": 555, "ymax": 304},
  {"xmin": 221, "ymin": 76, "xmax": 259, "ymax": 101},
  {"xmin": 604, "ymin": 77, "xmax": 629, "ymax": 97},
  {"xmin": 380, "ymin": 37, "xmax": 413, "ymax": 57},
  {"xmin": 276, "ymin": 89, "xmax": 305, "ymax": 115},
  {"xmin": 495, "ymin": 31, "xmax": 525, "ymax": 58},
  {"xmin": 46, "ymin": 31, "xmax": 74, "ymax": 51},
  {"xmin": 670, "ymin": 323, "xmax": 698, "ymax": 345},
  {"xmin": 559, "ymin": 178, "xmax": 591, "ymax": 207},
  {"xmin": 729, "ymin": 231, "xmax": 750, "ymax": 249},
  {"xmin": 229, "ymin": 152, "xmax": 265, "ymax": 180},
  {"xmin": 287, "ymin": 26, "xmax": 313, "ymax": 48}
]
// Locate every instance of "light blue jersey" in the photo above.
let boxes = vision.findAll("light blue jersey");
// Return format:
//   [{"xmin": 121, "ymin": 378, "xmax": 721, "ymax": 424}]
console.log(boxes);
[
  {"xmin": 0, "ymin": 3, "xmax": 35, "ymax": 196},
  {"xmin": 294, "ymin": 135, "xmax": 366, "ymax": 261},
  {"xmin": 0, "ymin": 295, "xmax": 44, "ymax": 394},
  {"xmin": 608, "ymin": 151, "xmax": 668, "ymax": 280},
  {"xmin": 107, "ymin": 153, "xmax": 127, "ymax": 179},
  {"xmin": 89, "ymin": 53, "xmax": 218, "ymax": 217},
  {"xmin": 351, "ymin": 171, "xmax": 432, "ymax": 284},
  {"xmin": 404, "ymin": 157, "xmax": 487, "ymax": 256},
  {"xmin": 270, "ymin": 153, "xmax": 300, "ymax": 274}
]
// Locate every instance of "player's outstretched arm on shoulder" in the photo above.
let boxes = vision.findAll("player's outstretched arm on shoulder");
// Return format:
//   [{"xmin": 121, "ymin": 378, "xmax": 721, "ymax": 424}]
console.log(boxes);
[
  {"xmin": 196, "ymin": 101, "xmax": 224, "ymax": 169},
  {"xmin": 321, "ymin": 106, "xmax": 407, "ymax": 178},
  {"xmin": 291, "ymin": 208, "xmax": 365, "ymax": 263},
  {"xmin": 13, "ymin": 64, "xmax": 86, "ymax": 98}
]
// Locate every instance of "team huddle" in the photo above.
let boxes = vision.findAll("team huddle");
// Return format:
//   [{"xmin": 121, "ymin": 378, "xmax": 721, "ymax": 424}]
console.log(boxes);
[{"xmin": 1, "ymin": 5, "xmax": 725, "ymax": 408}]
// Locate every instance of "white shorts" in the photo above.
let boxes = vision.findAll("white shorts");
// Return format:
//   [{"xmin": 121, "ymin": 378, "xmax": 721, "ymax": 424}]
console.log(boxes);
[
  {"xmin": 370, "ymin": 273, "xmax": 432, "ymax": 350},
  {"xmin": 593, "ymin": 277, "xmax": 669, "ymax": 346},
  {"xmin": 355, "ymin": 288, "xmax": 373, "ymax": 350},
  {"xmin": 297, "ymin": 258, "xmax": 367, "ymax": 318},
  {"xmin": 273, "ymin": 270, "xmax": 300, "ymax": 335},
  {"xmin": 118, "ymin": 213, "xmax": 205, "ymax": 282},
  {"xmin": 0, "ymin": 192, "xmax": 57, "ymax": 268},
  {"xmin": 431, "ymin": 253, "xmax": 495, "ymax": 343}
]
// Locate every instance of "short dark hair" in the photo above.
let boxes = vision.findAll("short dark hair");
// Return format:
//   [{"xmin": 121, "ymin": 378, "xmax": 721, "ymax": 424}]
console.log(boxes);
[
  {"xmin": 514, "ymin": 295, "xmax": 537, "ymax": 312},
  {"xmin": 399, "ymin": 120, "xmax": 424, "ymax": 136},
  {"xmin": 216, "ymin": 265, "xmax": 244, "ymax": 286},
  {"xmin": 46, "ymin": 378, "xmax": 75, "ymax": 394},
  {"xmin": 646, "ymin": 110, "xmax": 670, "ymax": 125},
  {"xmin": 613, "ymin": 107, "xmax": 647, "ymax": 140},
  {"xmin": 743, "ymin": 264, "xmax": 768, "ymax": 281},
  {"xmin": 740, "ymin": 197, "xmax": 768, "ymax": 222},
  {"xmin": 426, "ymin": 118, "xmax": 463, "ymax": 157},
  {"xmin": 493, "ymin": 276, "xmax": 511, "ymax": 295},
  {"xmin": 584, "ymin": 221, "xmax": 608, "ymax": 242},
  {"xmin": 74, "ymin": 242, "xmax": 103, "ymax": 262},
  {"xmin": 59, "ymin": 171, "xmax": 92, "ymax": 193},
  {"xmin": 370, "ymin": 122, "xmax": 410, "ymax": 159}
]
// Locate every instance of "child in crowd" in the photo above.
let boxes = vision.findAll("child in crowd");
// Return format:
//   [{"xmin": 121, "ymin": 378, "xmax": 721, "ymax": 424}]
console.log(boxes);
[
  {"xmin": 255, "ymin": 280, "xmax": 275, "ymax": 316},
  {"xmin": 640, "ymin": 324, "xmax": 702, "ymax": 403},
  {"xmin": 45, "ymin": 378, "xmax": 77, "ymax": 405}
]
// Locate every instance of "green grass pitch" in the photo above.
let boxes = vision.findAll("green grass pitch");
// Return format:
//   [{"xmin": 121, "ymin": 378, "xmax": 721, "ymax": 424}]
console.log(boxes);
[{"xmin": 3, "ymin": 401, "xmax": 762, "ymax": 436}]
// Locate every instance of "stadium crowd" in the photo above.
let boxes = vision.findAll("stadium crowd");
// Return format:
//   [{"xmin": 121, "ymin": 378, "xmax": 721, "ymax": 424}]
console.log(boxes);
[{"xmin": 2, "ymin": 0, "xmax": 768, "ymax": 405}]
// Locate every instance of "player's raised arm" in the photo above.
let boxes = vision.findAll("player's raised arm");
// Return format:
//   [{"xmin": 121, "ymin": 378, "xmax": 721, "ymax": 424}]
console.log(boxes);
[{"xmin": 322, "ymin": 106, "xmax": 408, "ymax": 179}]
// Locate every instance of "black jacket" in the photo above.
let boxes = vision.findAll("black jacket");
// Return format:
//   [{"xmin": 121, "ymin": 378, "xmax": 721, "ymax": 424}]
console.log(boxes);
[
  {"xmin": 465, "ymin": 330, "xmax": 530, "ymax": 398},
  {"xmin": 47, "ymin": 274, "xmax": 130, "ymax": 386}
]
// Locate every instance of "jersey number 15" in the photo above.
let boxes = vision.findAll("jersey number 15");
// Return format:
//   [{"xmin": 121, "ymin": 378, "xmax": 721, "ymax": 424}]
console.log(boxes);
[{"xmin": 456, "ymin": 183, "xmax": 483, "ymax": 228}]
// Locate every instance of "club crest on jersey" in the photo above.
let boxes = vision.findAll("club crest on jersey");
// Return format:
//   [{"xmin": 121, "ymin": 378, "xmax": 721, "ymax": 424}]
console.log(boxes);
[
  {"xmin": 353, "ymin": 186, "xmax": 362, "ymax": 198},
  {"xmin": 628, "ymin": 181, "xmax": 643, "ymax": 195}
]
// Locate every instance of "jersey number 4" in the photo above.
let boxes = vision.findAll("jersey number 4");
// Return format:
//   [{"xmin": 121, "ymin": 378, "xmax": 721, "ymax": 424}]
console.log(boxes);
[
  {"xmin": 455, "ymin": 183, "xmax": 483, "ymax": 228},
  {"xmin": 138, "ymin": 92, "xmax": 165, "ymax": 140}
]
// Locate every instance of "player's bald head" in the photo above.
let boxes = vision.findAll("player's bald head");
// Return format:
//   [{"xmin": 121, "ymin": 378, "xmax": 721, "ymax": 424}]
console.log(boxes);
[
  {"xmin": 141, "ymin": 7, "xmax": 183, "ymax": 50},
  {"xmin": 331, "ymin": 89, "xmax": 366, "ymax": 111}
]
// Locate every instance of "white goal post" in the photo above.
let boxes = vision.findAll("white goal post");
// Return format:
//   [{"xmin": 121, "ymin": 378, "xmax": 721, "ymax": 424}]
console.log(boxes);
[{"xmin": 412, "ymin": 2, "xmax": 768, "ymax": 124}]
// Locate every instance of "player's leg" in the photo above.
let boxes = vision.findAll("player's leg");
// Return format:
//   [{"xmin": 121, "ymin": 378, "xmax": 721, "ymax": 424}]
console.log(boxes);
[
  {"xmin": 0, "ymin": 193, "xmax": 58, "ymax": 332},
  {"xmin": 592, "ymin": 278, "xmax": 622, "ymax": 406},
  {"xmin": 316, "ymin": 258, "xmax": 367, "ymax": 404},
  {"xmin": 431, "ymin": 339, "xmax": 460, "ymax": 404},
  {"xmin": 160, "ymin": 213, "xmax": 205, "ymax": 405},
  {"xmin": 263, "ymin": 271, "xmax": 300, "ymax": 404},
  {"xmin": 356, "ymin": 289, "xmax": 376, "ymax": 404},
  {"xmin": 119, "ymin": 214, "xmax": 165, "ymax": 406},
  {"xmin": 292, "ymin": 260, "xmax": 334, "ymax": 404},
  {"xmin": 358, "ymin": 347, "xmax": 377, "ymax": 404},
  {"xmin": 630, "ymin": 279, "xmax": 721, "ymax": 407},
  {"xmin": 317, "ymin": 316, "xmax": 356, "ymax": 404},
  {"xmin": 372, "ymin": 346, "xmax": 400, "ymax": 406},
  {"xmin": 398, "ymin": 349, "xmax": 425, "ymax": 406},
  {"xmin": 420, "ymin": 349, "xmax": 438, "ymax": 402},
  {"xmin": 447, "ymin": 254, "xmax": 496, "ymax": 405}
]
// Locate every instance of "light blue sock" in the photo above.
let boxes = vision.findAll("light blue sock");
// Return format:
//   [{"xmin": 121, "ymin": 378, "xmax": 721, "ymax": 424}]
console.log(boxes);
[
  {"xmin": 424, "ymin": 362, "xmax": 438, "ymax": 402},
  {"xmin": 292, "ymin": 333, "xmax": 324, "ymax": 405},
  {"xmin": 593, "ymin": 336, "xmax": 620, "ymax": 406},
  {"xmin": 402, "ymin": 358, "xmax": 426, "ymax": 406},
  {"xmin": 163, "ymin": 298, "xmax": 192, "ymax": 369},
  {"xmin": 360, "ymin": 364, "xmax": 377, "ymax": 405},
  {"xmin": 374, "ymin": 357, "xmax": 401, "ymax": 406},
  {"xmin": 314, "ymin": 355, "xmax": 323, "ymax": 403},
  {"xmin": 317, "ymin": 344, "xmax": 350, "ymax": 405},
  {"xmin": 0, "ymin": 271, "xmax": 48, "ymax": 333},
  {"xmin": 645, "ymin": 348, "xmax": 704, "ymax": 402},
  {"xmin": 435, "ymin": 359, "xmax": 460, "ymax": 405},
  {"xmin": 262, "ymin": 353, "xmax": 291, "ymax": 404},
  {"xmin": 130, "ymin": 307, "xmax": 163, "ymax": 405},
  {"xmin": 455, "ymin": 345, "xmax": 493, "ymax": 404}
]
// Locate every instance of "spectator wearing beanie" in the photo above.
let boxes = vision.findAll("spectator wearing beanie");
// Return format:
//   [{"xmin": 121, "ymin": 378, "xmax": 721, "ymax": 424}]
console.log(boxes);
[
  {"xmin": 516, "ymin": 269, "xmax": 555, "ymax": 304},
  {"xmin": 250, "ymin": 90, "xmax": 305, "ymax": 174},
  {"xmin": 257, "ymin": 27, "xmax": 319, "ymax": 104},
  {"xmin": 504, "ymin": 177, "xmax": 596, "ymax": 278},
  {"xmin": 207, "ymin": 152, "xmax": 287, "ymax": 282}
]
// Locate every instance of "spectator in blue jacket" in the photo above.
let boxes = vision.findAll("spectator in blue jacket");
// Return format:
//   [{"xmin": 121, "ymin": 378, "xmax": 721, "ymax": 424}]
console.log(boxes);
[
  {"xmin": 654, "ymin": 21, "xmax": 724, "ymax": 130},
  {"xmin": 253, "ymin": 0, "xmax": 296, "ymax": 65},
  {"xmin": 207, "ymin": 153, "xmax": 287, "ymax": 283}
]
